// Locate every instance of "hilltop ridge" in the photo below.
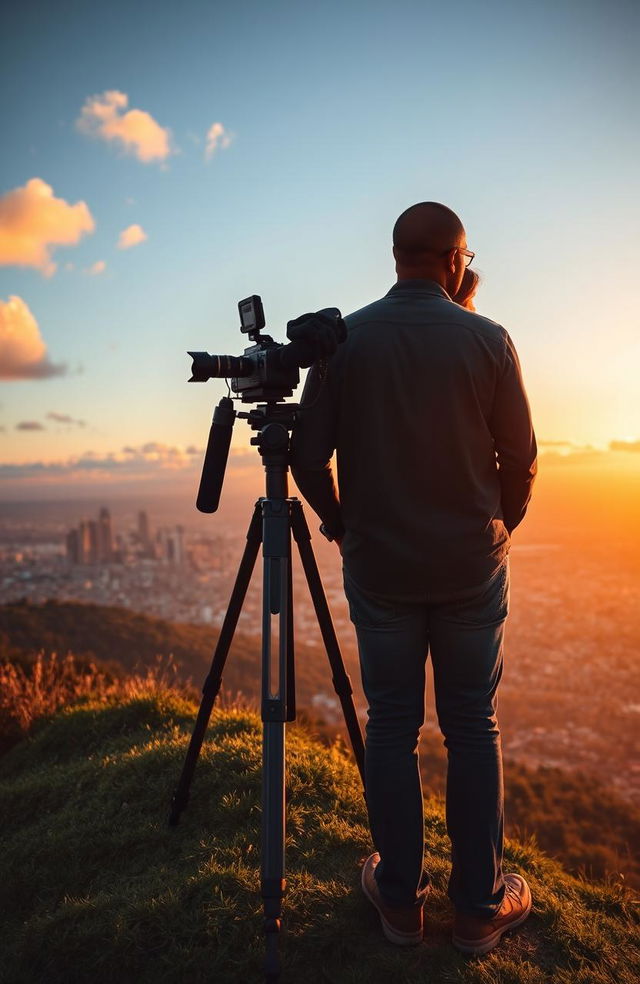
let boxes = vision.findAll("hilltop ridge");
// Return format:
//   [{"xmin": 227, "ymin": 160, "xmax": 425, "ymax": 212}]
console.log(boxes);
[{"xmin": 0, "ymin": 692, "xmax": 638, "ymax": 984}]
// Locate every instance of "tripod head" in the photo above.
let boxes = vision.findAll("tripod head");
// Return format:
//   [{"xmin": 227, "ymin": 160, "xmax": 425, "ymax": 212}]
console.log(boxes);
[{"xmin": 190, "ymin": 295, "xmax": 345, "ymax": 513}]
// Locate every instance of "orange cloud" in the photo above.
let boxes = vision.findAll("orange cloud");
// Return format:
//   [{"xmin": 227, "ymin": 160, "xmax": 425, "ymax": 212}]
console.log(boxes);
[
  {"xmin": 117, "ymin": 224, "xmax": 147, "ymax": 249},
  {"xmin": 77, "ymin": 90, "xmax": 172, "ymax": 163},
  {"xmin": 610, "ymin": 439, "xmax": 640, "ymax": 453},
  {"xmin": 205, "ymin": 122, "xmax": 233, "ymax": 160},
  {"xmin": 0, "ymin": 295, "xmax": 66, "ymax": 379},
  {"xmin": 47, "ymin": 412, "xmax": 85, "ymax": 427},
  {"xmin": 86, "ymin": 259, "xmax": 106, "ymax": 275},
  {"xmin": 16, "ymin": 421, "xmax": 45, "ymax": 431},
  {"xmin": 0, "ymin": 178, "xmax": 95, "ymax": 276}
]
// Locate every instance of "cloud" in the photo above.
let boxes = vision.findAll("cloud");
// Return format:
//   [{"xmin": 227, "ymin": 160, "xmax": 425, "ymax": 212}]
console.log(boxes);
[
  {"xmin": 0, "ymin": 443, "xmax": 262, "ymax": 495},
  {"xmin": 16, "ymin": 421, "xmax": 45, "ymax": 431},
  {"xmin": 205, "ymin": 122, "xmax": 233, "ymax": 160},
  {"xmin": 0, "ymin": 443, "xmax": 202, "ymax": 481},
  {"xmin": 0, "ymin": 178, "xmax": 95, "ymax": 276},
  {"xmin": 0, "ymin": 295, "xmax": 66, "ymax": 379},
  {"xmin": 86, "ymin": 259, "xmax": 106, "ymax": 275},
  {"xmin": 536, "ymin": 440, "xmax": 610, "ymax": 467},
  {"xmin": 77, "ymin": 90, "xmax": 172, "ymax": 163},
  {"xmin": 0, "ymin": 444, "xmax": 255, "ymax": 479},
  {"xmin": 538, "ymin": 440, "xmax": 603, "ymax": 457},
  {"xmin": 610, "ymin": 439, "xmax": 640, "ymax": 453},
  {"xmin": 117, "ymin": 224, "xmax": 147, "ymax": 250},
  {"xmin": 46, "ymin": 412, "xmax": 85, "ymax": 427}
]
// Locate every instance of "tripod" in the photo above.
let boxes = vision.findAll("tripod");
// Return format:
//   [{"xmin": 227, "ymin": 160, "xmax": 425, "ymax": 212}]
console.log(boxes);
[{"xmin": 169, "ymin": 401, "xmax": 366, "ymax": 983}]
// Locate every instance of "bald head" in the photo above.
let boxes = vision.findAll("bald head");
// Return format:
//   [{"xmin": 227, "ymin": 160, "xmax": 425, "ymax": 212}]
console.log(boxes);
[
  {"xmin": 393, "ymin": 202, "xmax": 465, "ymax": 257},
  {"xmin": 392, "ymin": 202, "xmax": 467, "ymax": 295}
]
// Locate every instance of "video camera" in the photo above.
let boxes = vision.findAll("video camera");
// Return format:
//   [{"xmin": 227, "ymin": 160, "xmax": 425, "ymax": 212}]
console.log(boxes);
[
  {"xmin": 187, "ymin": 294, "xmax": 346, "ymax": 513},
  {"xmin": 188, "ymin": 294, "xmax": 345, "ymax": 403}
]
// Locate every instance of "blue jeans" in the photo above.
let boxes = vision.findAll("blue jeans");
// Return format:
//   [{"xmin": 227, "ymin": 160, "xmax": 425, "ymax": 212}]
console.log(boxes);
[{"xmin": 344, "ymin": 556, "xmax": 509, "ymax": 917}]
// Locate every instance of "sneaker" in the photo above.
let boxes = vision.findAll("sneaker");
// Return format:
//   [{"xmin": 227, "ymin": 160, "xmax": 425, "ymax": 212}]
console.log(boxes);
[
  {"xmin": 361, "ymin": 852, "xmax": 426, "ymax": 946},
  {"xmin": 452, "ymin": 872, "xmax": 532, "ymax": 955}
]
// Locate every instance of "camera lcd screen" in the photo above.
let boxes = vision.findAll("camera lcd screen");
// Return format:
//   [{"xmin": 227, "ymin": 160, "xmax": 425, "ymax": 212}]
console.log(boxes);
[
  {"xmin": 238, "ymin": 295, "xmax": 265, "ymax": 334},
  {"xmin": 240, "ymin": 301, "xmax": 255, "ymax": 331}
]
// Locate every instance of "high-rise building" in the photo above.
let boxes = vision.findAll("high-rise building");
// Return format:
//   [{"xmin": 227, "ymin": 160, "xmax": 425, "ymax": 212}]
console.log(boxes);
[
  {"xmin": 66, "ymin": 528, "xmax": 80, "ymax": 565},
  {"xmin": 67, "ymin": 506, "xmax": 116, "ymax": 566},
  {"xmin": 174, "ymin": 525, "xmax": 185, "ymax": 566},
  {"xmin": 78, "ymin": 521, "xmax": 91, "ymax": 564},
  {"xmin": 88, "ymin": 520, "xmax": 99, "ymax": 565},
  {"xmin": 156, "ymin": 525, "xmax": 186, "ymax": 566},
  {"xmin": 138, "ymin": 510, "xmax": 153, "ymax": 556},
  {"xmin": 98, "ymin": 507, "xmax": 112, "ymax": 562}
]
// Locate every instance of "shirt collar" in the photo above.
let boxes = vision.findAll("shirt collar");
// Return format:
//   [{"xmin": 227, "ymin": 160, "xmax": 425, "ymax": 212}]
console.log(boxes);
[{"xmin": 386, "ymin": 279, "xmax": 452, "ymax": 300}]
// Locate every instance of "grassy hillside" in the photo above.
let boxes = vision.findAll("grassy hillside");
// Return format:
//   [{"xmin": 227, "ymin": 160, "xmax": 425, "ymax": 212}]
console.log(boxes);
[
  {"xmin": 3, "ymin": 597, "xmax": 639, "ymax": 896},
  {"xmin": 1, "ymin": 692, "xmax": 638, "ymax": 984}
]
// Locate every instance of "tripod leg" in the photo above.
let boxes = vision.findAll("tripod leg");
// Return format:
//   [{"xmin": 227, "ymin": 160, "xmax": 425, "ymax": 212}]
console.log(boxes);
[
  {"xmin": 285, "ymin": 523, "xmax": 296, "ymax": 722},
  {"xmin": 290, "ymin": 499, "xmax": 367, "ymax": 793},
  {"xmin": 260, "ymin": 497, "xmax": 292, "ymax": 983},
  {"xmin": 168, "ymin": 503, "xmax": 262, "ymax": 826}
]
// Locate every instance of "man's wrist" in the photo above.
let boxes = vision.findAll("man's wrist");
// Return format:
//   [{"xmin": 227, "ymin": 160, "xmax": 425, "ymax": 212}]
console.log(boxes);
[
  {"xmin": 319, "ymin": 522, "xmax": 337, "ymax": 542},
  {"xmin": 319, "ymin": 522, "xmax": 344, "ymax": 543}
]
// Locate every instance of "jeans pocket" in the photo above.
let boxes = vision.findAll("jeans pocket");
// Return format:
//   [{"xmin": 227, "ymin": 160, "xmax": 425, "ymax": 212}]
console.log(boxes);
[
  {"xmin": 343, "ymin": 569, "xmax": 398, "ymax": 628},
  {"xmin": 452, "ymin": 558, "xmax": 510, "ymax": 625}
]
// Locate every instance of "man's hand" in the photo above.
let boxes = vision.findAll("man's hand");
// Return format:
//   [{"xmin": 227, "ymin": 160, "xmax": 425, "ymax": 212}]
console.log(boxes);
[{"xmin": 286, "ymin": 310, "xmax": 347, "ymax": 368}]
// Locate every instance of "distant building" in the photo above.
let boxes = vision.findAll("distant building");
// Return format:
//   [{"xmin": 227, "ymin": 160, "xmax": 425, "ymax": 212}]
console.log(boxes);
[
  {"xmin": 114, "ymin": 533, "xmax": 126, "ymax": 563},
  {"xmin": 66, "ymin": 528, "xmax": 80, "ymax": 565},
  {"xmin": 98, "ymin": 507, "xmax": 112, "ymax": 562},
  {"xmin": 78, "ymin": 521, "xmax": 91, "ymax": 564},
  {"xmin": 174, "ymin": 525, "xmax": 185, "ymax": 566},
  {"xmin": 88, "ymin": 520, "xmax": 99, "ymax": 565},
  {"xmin": 138, "ymin": 510, "xmax": 151, "ymax": 552},
  {"xmin": 157, "ymin": 524, "xmax": 186, "ymax": 566},
  {"xmin": 67, "ymin": 507, "xmax": 114, "ymax": 566}
]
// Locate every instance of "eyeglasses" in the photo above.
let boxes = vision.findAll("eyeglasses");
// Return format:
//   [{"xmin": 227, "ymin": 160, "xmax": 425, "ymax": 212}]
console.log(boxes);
[
  {"xmin": 447, "ymin": 246, "xmax": 475, "ymax": 267},
  {"xmin": 401, "ymin": 245, "xmax": 475, "ymax": 267}
]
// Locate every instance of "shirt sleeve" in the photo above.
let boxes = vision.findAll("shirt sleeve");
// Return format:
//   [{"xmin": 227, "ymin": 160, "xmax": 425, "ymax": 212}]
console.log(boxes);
[
  {"xmin": 290, "ymin": 357, "xmax": 345, "ymax": 538},
  {"xmin": 490, "ymin": 330, "xmax": 538, "ymax": 534}
]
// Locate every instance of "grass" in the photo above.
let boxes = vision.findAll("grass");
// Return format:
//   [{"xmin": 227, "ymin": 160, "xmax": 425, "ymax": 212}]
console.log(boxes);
[{"xmin": 1, "ymin": 691, "xmax": 638, "ymax": 984}]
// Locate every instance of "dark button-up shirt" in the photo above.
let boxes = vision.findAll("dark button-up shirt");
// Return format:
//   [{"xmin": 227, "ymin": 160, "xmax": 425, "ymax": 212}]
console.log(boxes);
[{"xmin": 290, "ymin": 279, "xmax": 537, "ymax": 603}]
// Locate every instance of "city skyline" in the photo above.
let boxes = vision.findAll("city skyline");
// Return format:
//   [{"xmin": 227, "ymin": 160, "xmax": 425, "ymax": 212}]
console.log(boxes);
[
  {"xmin": 61, "ymin": 504, "xmax": 188, "ymax": 566},
  {"xmin": 1, "ymin": 0, "xmax": 639, "ymax": 500}
]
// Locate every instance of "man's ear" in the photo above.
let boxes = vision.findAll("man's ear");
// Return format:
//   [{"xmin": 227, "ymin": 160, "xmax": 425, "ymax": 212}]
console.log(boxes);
[{"xmin": 446, "ymin": 247, "xmax": 457, "ymax": 272}]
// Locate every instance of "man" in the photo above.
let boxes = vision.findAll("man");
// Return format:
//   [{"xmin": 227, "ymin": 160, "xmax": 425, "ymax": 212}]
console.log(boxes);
[{"xmin": 290, "ymin": 202, "xmax": 537, "ymax": 955}]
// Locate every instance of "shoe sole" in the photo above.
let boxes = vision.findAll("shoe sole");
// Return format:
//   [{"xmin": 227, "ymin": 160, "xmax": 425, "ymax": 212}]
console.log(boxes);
[
  {"xmin": 361, "ymin": 862, "xmax": 423, "ymax": 946},
  {"xmin": 452, "ymin": 891, "xmax": 532, "ymax": 956}
]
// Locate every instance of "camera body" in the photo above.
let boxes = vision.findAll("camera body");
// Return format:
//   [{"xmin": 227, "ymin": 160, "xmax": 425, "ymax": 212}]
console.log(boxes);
[{"xmin": 231, "ymin": 335, "xmax": 299, "ymax": 402}]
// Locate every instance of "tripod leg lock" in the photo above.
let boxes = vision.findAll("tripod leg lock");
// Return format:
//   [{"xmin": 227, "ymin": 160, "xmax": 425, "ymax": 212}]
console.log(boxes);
[
  {"xmin": 262, "ymin": 697, "xmax": 286, "ymax": 722},
  {"xmin": 262, "ymin": 877, "xmax": 286, "ymax": 903}
]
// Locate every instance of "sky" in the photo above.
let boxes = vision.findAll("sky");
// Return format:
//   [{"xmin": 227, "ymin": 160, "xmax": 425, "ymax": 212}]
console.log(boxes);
[{"xmin": 1, "ymin": 0, "xmax": 639, "ymax": 497}]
